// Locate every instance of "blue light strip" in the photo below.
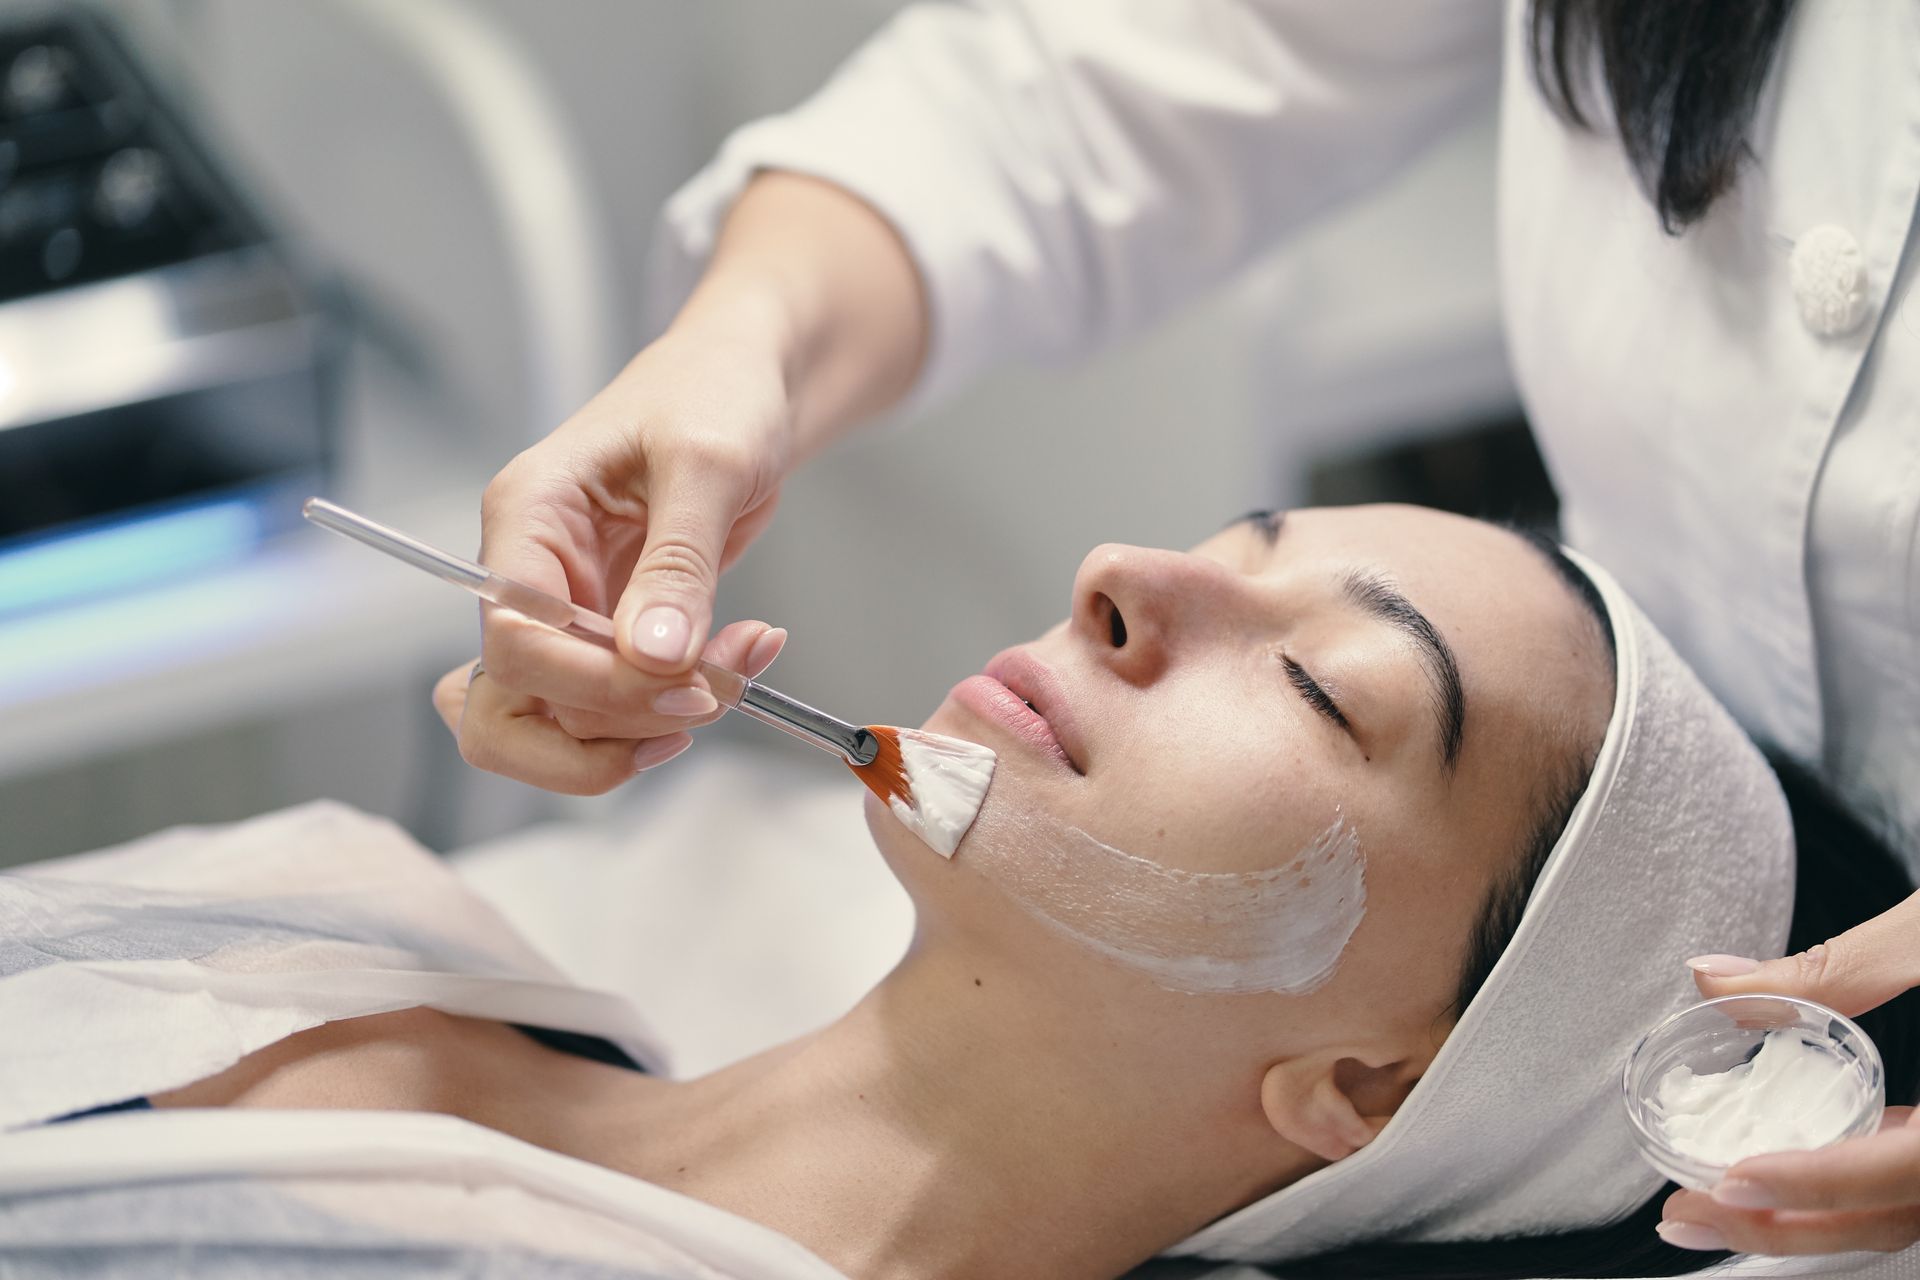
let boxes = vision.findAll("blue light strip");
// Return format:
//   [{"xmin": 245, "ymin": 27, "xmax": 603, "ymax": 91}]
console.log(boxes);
[{"xmin": 0, "ymin": 499, "xmax": 265, "ymax": 618}]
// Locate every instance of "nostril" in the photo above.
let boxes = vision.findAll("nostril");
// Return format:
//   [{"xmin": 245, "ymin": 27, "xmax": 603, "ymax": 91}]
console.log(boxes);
[{"xmin": 1105, "ymin": 598, "xmax": 1128, "ymax": 648}]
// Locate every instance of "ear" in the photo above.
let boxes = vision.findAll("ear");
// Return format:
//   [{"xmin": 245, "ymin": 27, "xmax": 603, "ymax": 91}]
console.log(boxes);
[{"xmin": 1259, "ymin": 1045, "xmax": 1434, "ymax": 1163}]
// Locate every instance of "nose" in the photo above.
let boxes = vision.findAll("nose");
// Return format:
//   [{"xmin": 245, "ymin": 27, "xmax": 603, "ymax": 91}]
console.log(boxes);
[{"xmin": 1070, "ymin": 543, "xmax": 1242, "ymax": 685}]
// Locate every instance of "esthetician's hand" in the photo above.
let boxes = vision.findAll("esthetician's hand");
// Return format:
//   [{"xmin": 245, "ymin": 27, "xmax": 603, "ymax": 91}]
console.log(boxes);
[
  {"xmin": 456, "ymin": 172, "xmax": 926, "ymax": 792},
  {"xmin": 1658, "ymin": 890, "xmax": 1920, "ymax": 1256},
  {"xmin": 465, "ymin": 312, "xmax": 796, "ymax": 789},
  {"xmin": 433, "ymin": 617, "xmax": 787, "ymax": 795}
]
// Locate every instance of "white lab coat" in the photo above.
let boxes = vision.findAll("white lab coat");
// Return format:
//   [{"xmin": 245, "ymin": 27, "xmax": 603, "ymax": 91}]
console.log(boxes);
[{"xmin": 652, "ymin": 0, "xmax": 1920, "ymax": 864}]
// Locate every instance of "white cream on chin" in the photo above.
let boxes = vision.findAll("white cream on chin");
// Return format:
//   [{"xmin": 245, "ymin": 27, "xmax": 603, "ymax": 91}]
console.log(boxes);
[
  {"xmin": 961, "ymin": 808, "xmax": 1366, "ymax": 997},
  {"xmin": 1654, "ymin": 1031, "xmax": 1863, "ymax": 1166},
  {"xmin": 887, "ymin": 729, "xmax": 998, "ymax": 857}
]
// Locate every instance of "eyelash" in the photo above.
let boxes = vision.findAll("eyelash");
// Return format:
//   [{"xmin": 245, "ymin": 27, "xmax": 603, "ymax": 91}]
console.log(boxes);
[
  {"xmin": 1283, "ymin": 655, "xmax": 1350, "ymax": 731},
  {"xmin": 1247, "ymin": 509, "xmax": 1282, "ymax": 543}
]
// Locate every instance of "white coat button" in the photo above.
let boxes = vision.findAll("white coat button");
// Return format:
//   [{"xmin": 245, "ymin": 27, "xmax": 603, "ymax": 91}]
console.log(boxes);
[{"xmin": 1789, "ymin": 224, "xmax": 1869, "ymax": 337}]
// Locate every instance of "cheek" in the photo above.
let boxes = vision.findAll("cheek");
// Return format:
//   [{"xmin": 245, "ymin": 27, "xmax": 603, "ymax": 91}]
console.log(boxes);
[
  {"xmin": 956, "ymin": 786, "xmax": 1367, "ymax": 998},
  {"xmin": 904, "ymin": 657, "xmax": 1376, "ymax": 997},
  {"xmin": 1080, "ymin": 662, "xmax": 1359, "ymax": 870},
  {"xmin": 1075, "ymin": 735, "xmax": 1351, "ymax": 879},
  {"xmin": 1310, "ymin": 837, "xmax": 1484, "ymax": 1017}
]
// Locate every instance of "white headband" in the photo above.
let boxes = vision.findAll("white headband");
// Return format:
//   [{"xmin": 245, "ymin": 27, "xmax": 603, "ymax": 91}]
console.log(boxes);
[{"xmin": 1172, "ymin": 553, "xmax": 1795, "ymax": 1263}]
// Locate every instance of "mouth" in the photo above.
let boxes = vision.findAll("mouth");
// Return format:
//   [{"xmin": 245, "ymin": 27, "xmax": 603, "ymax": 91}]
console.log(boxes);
[{"xmin": 948, "ymin": 649, "xmax": 1087, "ymax": 775}]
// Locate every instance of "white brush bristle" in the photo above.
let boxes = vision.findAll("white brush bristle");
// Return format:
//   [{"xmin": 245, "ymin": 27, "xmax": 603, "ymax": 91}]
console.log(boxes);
[{"xmin": 884, "ymin": 729, "xmax": 996, "ymax": 858}]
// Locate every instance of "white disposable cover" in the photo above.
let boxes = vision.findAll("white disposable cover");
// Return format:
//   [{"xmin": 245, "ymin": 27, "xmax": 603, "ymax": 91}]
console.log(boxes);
[
  {"xmin": 0, "ymin": 802, "xmax": 845, "ymax": 1279},
  {"xmin": 3, "ymin": 776, "xmax": 1917, "ymax": 1279}
]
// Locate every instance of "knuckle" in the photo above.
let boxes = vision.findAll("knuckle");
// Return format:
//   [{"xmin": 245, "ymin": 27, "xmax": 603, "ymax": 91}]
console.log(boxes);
[
  {"xmin": 639, "ymin": 539, "xmax": 716, "ymax": 591},
  {"xmin": 1733, "ymin": 1219, "xmax": 1799, "ymax": 1257},
  {"xmin": 1796, "ymin": 940, "xmax": 1851, "ymax": 991},
  {"xmin": 673, "ymin": 431, "xmax": 757, "ymax": 478},
  {"xmin": 478, "ymin": 604, "xmax": 515, "ymax": 646},
  {"xmin": 479, "ymin": 474, "xmax": 510, "ymax": 521},
  {"xmin": 565, "ymin": 757, "xmax": 630, "ymax": 798},
  {"xmin": 550, "ymin": 706, "xmax": 609, "ymax": 740},
  {"xmin": 479, "ymin": 463, "xmax": 529, "ymax": 522},
  {"xmin": 605, "ymin": 681, "xmax": 664, "ymax": 719},
  {"xmin": 482, "ymin": 632, "xmax": 533, "ymax": 690},
  {"xmin": 458, "ymin": 730, "xmax": 497, "ymax": 774}
]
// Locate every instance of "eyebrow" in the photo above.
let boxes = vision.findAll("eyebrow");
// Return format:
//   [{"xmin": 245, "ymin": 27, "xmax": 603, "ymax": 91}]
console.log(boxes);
[
  {"xmin": 1235, "ymin": 511, "xmax": 1467, "ymax": 772},
  {"xmin": 1340, "ymin": 569, "xmax": 1467, "ymax": 773}
]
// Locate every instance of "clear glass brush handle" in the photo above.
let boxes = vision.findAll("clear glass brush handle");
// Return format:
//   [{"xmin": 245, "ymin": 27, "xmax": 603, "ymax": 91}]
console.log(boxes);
[{"xmin": 301, "ymin": 498, "xmax": 875, "ymax": 764}]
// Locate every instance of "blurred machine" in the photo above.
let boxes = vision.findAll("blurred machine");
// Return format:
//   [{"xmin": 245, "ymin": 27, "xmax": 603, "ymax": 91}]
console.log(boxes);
[{"xmin": 0, "ymin": 7, "xmax": 335, "ymax": 614}]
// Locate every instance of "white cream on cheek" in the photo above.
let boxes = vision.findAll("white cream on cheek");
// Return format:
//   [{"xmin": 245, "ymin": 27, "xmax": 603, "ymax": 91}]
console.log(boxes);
[
  {"xmin": 958, "ymin": 805, "xmax": 1366, "ymax": 997},
  {"xmin": 886, "ymin": 729, "xmax": 998, "ymax": 857},
  {"xmin": 1654, "ymin": 1031, "xmax": 1864, "ymax": 1165}
]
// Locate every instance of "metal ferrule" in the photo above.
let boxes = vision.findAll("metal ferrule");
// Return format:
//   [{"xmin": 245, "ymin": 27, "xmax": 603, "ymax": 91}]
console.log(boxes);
[{"xmin": 736, "ymin": 683, "xmax": 877, "ymax": 766}]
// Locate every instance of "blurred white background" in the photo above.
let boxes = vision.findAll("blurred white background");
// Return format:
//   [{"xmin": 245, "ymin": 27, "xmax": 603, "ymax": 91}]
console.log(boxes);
[{"xmin": 2, "ymin": 0, "xmax": 1510, "ymax": 865}]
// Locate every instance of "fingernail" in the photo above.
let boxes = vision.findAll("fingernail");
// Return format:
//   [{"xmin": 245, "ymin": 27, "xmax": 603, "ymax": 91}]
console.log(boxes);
[
  {"xmin": 634, "ymin": 734, "xmax": 693, "ymax": 772},
  {"xmin": 1712, "ymin": 1178, "xmax": 1778, "ymax": 1210},
  {"xmin": 1656, "ymin": 1221, "xmax": 1728, "ymax": 1251},
  {"xmin": 633, "ymin": 606, "xmax": 691, "ymax": 664},
  {"xmin": 651, "ymin": 686, "xmax": 718, "ymax": 717},
  {"xmin": 1687, "ymin": 954, "xmax": 1760, "ymax": 977},
  {"xmin": 746, "ymin": 627, "xmax": 787, "ymax": 677}
]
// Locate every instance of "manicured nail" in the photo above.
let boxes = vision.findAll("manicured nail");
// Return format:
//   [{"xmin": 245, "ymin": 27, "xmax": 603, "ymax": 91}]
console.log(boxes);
[
  {"xmin": 633, "ymin": 606, "xmax": 691, "ymax": 664},
  {"xmin": 634, "ymin": 734, "xmax": 692, "ymax": 772},
  {"xmin": 746, "ymin": 627, "xmax": 788, "ymax": 677},
  {"xmin": 1687, "ymin": 954, "xmax": 1760, "ymax": 977},
  {"xmin": 1712, "ymin": 1178, "xmax": 1778, "ymax": 1210},
  {"xmin": 651, "ymin": 686, "xmax": 718, "ymax": 717},
  {"xmin": 1656, "ymin": 1221, "xmax": 1728, "ymax": 1251}
]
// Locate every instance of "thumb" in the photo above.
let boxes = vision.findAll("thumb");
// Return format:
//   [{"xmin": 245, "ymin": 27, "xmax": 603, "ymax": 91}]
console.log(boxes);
[
  {"xmin": 1689, "ymin": 889, "xmax": 1920, "ymax": 1017},
  {"xmin": 613, "ymin": 455, "xmax": 753, "ymax": 676}
]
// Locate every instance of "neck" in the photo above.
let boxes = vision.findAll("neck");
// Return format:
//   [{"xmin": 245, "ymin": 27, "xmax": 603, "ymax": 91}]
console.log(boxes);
[{"xmin": 608, "ymin": 937, "xmax": 1313, "ymax": 1279}]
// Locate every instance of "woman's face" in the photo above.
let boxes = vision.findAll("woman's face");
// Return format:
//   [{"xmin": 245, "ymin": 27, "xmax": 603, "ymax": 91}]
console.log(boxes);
[{"xmin": 867, "ymin": 504, "xmax": 1614, "ymax": 1061}]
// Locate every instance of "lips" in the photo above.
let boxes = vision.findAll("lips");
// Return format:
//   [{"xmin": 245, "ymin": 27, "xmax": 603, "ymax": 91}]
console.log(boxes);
[{"xmin": 962, "ymin": 649, "xmax": 1087, "ymax": 775}]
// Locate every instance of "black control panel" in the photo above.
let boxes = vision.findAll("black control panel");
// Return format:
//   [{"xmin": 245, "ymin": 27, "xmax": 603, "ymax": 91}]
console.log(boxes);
[
  {"xmin": 0, "ymin": 12, "xmax": 259, "ymax": 302},
  {"xmin": 0, "ymin": 8, "xmax": 335, "ymax": 569}
]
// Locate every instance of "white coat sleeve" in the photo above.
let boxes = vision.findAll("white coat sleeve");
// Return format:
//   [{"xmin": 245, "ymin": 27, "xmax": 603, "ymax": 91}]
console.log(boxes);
[{"xmin": 648, "ymin": 1, "xmax": 1504, "ymax": 409}]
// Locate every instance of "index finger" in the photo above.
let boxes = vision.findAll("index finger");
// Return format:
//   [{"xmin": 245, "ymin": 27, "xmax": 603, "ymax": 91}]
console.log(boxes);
[
  {"xmin": 1721, "ymin": 1110, "xmax": 1920, "ymax": 1213},
  {"xmin": 1696, "ymin": 888, "xmax": 1920, "ymax": 1017},
  {"xmin": 477, "ymin": 468, "xmax": 591, "ymax": 602},
  {"xmin": 481, "ymin": 604, "xmax": 700, "ymax": 719}
]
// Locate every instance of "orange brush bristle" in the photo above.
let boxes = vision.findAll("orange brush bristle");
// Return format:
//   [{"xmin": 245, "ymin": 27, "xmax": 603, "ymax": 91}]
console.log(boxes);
[
  {"xmin": 849, "ymin": 724, "xmax": 911, "ymax": 808},
  {"xmin": 845, "ymin": 725, "xmax": 997, "ymax": 858}
]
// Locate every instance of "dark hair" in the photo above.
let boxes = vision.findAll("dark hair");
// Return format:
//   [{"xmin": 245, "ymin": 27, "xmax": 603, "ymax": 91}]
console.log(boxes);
[
  {"xmin": 1274, "ymin": 757, "xmax": 1920, "ymax": 1279},
  {"xmin": 1527, "ymin": 0, "xmax": 1796, "ymax": 233}
]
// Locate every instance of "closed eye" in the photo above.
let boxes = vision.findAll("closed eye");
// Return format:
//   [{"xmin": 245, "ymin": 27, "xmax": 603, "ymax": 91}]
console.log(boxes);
[{"xmin": 1283, "ymin": 655, "xmax": 1351, "ymax": 732}]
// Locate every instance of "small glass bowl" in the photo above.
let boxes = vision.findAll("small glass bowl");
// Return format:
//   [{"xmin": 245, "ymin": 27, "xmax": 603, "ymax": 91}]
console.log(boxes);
[{"xmin": 1623, "ymin": 994, "xmax": 1884, "ymax": 1190}]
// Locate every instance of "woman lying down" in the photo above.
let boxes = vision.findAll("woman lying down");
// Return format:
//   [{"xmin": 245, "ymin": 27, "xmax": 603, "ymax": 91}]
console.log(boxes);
[{"xmin": 3, "ymin": 505, "xmax": 1915, "ymax": 1280}]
